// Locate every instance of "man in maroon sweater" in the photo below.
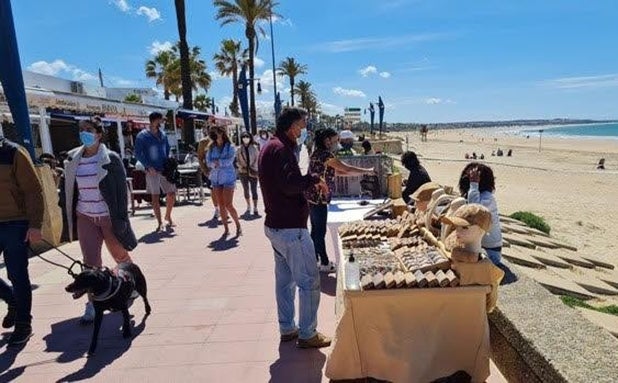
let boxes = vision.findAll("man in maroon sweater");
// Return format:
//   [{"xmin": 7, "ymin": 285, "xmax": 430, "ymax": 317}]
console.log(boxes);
[{"xmin": 258, "ymin": 107, "xmax": 331, "ymax": 349}]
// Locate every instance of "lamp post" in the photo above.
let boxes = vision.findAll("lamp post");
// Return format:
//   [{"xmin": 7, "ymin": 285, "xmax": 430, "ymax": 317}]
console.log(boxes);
[
  {"xmin": 237, "ymin": 64, "xmax": 262, "ymax": 134},
  {"xmin": 269, "ymin": 5, "xmax": 281, "ymax": 119},
  {"xmin": 538, "ymin": 129, "xmax": 544, "ymax": 152}
]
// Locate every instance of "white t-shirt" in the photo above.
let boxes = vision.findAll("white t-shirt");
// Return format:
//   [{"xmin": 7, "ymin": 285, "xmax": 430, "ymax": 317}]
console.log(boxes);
[{"xmin": 76, "ymin": 154, "xmax": 110, "ymax": 217}]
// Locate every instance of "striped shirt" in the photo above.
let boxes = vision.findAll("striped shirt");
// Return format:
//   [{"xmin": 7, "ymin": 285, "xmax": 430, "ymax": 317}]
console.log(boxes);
[{"xmin": 75, "ymin": 155, "xmax": 109, "ymax": 217}]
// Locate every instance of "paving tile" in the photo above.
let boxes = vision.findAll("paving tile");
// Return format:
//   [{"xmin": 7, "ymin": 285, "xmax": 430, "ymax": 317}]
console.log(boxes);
[{"xmin": 207, "ymin": 323, "xmax": 266, "ymax": 343}]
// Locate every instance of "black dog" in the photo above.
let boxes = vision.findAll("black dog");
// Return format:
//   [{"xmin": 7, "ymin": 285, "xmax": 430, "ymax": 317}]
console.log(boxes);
[{"xmin": 65, "ymin": 262, "xmax": 151, "ymax": 356}]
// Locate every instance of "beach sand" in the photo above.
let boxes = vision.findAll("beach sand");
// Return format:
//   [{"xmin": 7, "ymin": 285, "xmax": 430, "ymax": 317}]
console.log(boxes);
[{"xmin": 393, "ymin": 128, "xmax": 618, "ymax": 266}]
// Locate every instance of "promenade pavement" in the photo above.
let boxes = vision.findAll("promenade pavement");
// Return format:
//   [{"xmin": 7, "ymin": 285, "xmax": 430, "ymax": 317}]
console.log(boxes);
[{"xmin": 0, "ymin": 150, "xmax": 506, "ymax": 382}]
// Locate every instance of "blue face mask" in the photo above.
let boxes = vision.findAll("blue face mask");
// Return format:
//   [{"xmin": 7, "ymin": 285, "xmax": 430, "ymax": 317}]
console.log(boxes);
[{"xmin": 79, "ymin": 131, "xmax": 97, "ymax": 147}]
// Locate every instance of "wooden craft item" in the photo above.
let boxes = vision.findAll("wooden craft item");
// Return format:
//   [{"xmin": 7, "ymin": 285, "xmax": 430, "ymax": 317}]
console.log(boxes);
[
  {"xmin": 373, "ymin": 273, "xmax": 386, "ymax": 289},
  {"xmin": 435, "ymin": 270, "xmax": 449, "ymax": 287},
  {"xmin": 445, "ymin": 270, "xmax": 459, "ymax": 287},
  {"xmin": 397, "ymin": 222, "xmax": 409, "ymax": 239},
  {"xmin": 414, "ymin": 270, "xmax": 428, "ymax": 288},
  {"xmin": 363, "ymin": 200, "xmax": 393, "ymax": 220},
  {"xmin": 394, "ymin": 271, "xmax": 406, "ymax": 288},
  {"xmin": 384, "ymin": 272, "xmax": 396, "ymax": 289},
  {"xmin": 404, "ymin": 272, "xmax": 417, "ymax": 288},
  {"xmin": 425, "ymin": 271, "xmax": 439, "ymax": 287},
  {"xmin": 361, "ymin": 274, "xmax": 374, "ymax": 290}
]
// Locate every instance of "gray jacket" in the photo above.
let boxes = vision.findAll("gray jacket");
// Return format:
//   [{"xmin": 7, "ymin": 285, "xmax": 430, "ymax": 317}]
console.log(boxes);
[{"xmin": 61, "ymin": 144, "xmax": 137, "ymax": 251}]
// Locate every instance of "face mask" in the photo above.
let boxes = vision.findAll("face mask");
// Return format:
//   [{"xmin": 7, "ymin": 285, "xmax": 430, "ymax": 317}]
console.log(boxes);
[
  {"xmin": 79, "ymin": 131, "xmax": 97, "ymax": 147},
  {"xmin": 242, "ymin": 137, "xmax": 251, "ymax": 145},
  {"xmin": 297, "ymin": 128, "xmax": 308, "ymax": 146},
  {"xmin": 261, "ymin": 134, "xmax": 267, "ymax": 139}
]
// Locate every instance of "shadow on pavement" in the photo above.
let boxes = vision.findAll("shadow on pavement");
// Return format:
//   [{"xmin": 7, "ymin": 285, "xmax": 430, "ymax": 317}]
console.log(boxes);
[
  {"xmin": 320, "ymin": 274, "xmax": 337, "ymax": 296},
  {"xmin": 207, "ymin": 235, "xmax": 239, "ymax": 251},
  {"xmin": 269, "ymin": 341, "xmax": 325, "ymax": 383},
  {"xmin": 37, "ymin": 312, "xmax": 147, "ymax": 382},
  {"xmin": 0, "ymin": 333, "xmax": 28, "ymax": 381},
  {"xmin": 240, "ymin": 212, "xmax": 261, "ymax": 221},
  {"xmin": 138, "ymin": 230, "xmax": 176, "ymax": 244},
  {"xmin": 198, "ymin": 218, "xmax": 219, "ymax": 229}
]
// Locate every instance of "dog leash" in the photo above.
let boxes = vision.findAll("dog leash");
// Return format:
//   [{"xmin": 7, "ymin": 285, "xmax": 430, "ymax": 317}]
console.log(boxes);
[{"xmin": 29, "ymin": 239, "xmax": 88, "ymax": 278}]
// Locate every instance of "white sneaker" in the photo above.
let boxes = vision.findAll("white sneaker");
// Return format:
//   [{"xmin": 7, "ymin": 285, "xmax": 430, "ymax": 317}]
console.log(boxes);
[
  {"xmin": 213, "ymin": 210, "xmax": 220, "ymax": 220},
  {"xmin": 80, "ymin": 302, "xmax": 95, "ymax": 323},
  {"xmin": 319, "ymin": 262, "xmax": 337, "ymax": 273}
]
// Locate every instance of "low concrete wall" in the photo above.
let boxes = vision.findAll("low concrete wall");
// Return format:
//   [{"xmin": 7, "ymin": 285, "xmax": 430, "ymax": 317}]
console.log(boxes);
[
  {"xmin": 490, "ymin": 261, "xmax": 618, "ymax": 383},
  {"xmin": 353, "ymin": 139, "xmax": 403, "ymax": 155}
]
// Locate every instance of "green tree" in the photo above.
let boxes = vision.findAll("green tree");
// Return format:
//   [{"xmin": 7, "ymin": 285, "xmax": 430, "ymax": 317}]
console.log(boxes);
[
  {"xmin": 124, "ymin": 93, "xmax": 143, "ymax": 103},
  {"xmin": 278, "ymin": 57, "xmax": 307, "ymax": 107},
  {"xmin": 213, "ymin": 39, "xmax": 248, "ymax": 117},
  {"xmin": 194, "ymin": 94, "xmax": 212, "ymax": 112},
  {"xmin": 168, "ymin": 44, "xmax": 212, "ymax": 101},
  {"xmin": 145, "ymin": 50, "xmax": 176, "ymax": 100},
  {"xmin": 214, "ymin": 0, "xmax": 279, "ymax": 134}
]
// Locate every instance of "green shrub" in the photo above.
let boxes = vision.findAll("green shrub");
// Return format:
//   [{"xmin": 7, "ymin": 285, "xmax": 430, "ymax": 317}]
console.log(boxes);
[
  {"xmin": 561, "ymin": 296, "xmax": 618, "ymax": 317},
  {"xmin": 509, "ymin": 211, "xmax": 551, "ymax": 234}
]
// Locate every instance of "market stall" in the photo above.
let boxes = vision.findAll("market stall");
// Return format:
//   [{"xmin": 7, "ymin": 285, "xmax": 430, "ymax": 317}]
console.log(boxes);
[{"xmin": 324, "ymin": 208, "xmax": 498, "ymax": 382}]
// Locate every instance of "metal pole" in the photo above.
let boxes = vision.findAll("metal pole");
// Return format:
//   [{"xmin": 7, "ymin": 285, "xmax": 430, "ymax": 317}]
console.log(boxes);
[
  {"xmin": 538, "ymin": 129, "xmax": 543, "ymax": 152},
  {"xmin": 269, "ymin": 8, "xmax": 278, "ymax": 119}
]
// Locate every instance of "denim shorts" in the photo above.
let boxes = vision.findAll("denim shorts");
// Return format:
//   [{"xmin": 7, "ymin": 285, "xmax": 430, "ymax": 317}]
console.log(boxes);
[{"xmin": 212, "ymin": 182, "xmax": 236, "ymax": 189}]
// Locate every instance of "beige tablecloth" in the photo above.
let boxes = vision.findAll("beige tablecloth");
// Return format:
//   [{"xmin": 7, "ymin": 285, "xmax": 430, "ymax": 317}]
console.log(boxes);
[{"xmin": 325, "ymin": 271, "xmax": 491, "ymax": 383}]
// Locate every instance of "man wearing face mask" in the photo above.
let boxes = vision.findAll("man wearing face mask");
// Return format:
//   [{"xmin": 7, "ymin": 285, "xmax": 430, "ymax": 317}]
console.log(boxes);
[
  {"xmin": 258, "ymin": 107, "xmax": 332, "ymax": 349},
  {"xmin": 256, "ymin": 129, "xmax": 269, "ymax": 150},
  {"xmin": 61, "ymin": 119, "xmax": 136, "ymax": 323},
  {"xmin": 134, "ymin": 112, "xmax": 177, "ymax": 231}
]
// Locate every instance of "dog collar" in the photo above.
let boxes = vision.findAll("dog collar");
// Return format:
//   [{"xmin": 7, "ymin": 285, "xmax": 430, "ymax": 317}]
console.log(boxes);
[{"xmin": 91, "ymin": 275, "xmax": 123, "ymax": 301}]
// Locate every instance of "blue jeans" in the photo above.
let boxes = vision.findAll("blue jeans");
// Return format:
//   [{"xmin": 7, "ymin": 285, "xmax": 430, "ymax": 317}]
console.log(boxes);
[
  {"xmin": 264, "ymin": 226, "xmax": 320, "ymax": 340},
  {"xmin": 484, "ymin": 247, "xmax": 502, "ymax": 265},
  {"xmin": 0, "ymin": 221, "xmax": 32, "ymax": 325},
  {"xmin": 309, "ymin": 204, "xmax": 329, "ymax": 265}
]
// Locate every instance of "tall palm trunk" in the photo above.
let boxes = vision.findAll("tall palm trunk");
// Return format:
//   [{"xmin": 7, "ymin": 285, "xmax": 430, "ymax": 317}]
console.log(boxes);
[
  {"xmin": 246, "ymin": 27, "xmax": 257, "ymax": 135},
  {"xmin": 231, "ymin": 65, "xmax": 240, "ymax": 117},
  {"xmin": 289, "ymin": 77, "xmax": 295, "ymax": 106},
  {"xmin": 175, "ymin": 0, "xmax": 195, "ymax": 144},
  {"xmin": 164, "ymin": 88, "xmax": 170, "ymax": 100}
]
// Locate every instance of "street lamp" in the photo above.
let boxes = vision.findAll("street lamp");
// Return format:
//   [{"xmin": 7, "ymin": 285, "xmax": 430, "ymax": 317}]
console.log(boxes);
[{"xmin": 269, "ymin": 4, "xmax": 281, "ymax": 119}]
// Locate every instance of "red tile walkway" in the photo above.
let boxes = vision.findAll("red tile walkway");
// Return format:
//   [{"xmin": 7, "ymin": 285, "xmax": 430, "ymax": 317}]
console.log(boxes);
[{"xmin": 0, "ymin": 153, "xmax": 506, "ymax": 382}]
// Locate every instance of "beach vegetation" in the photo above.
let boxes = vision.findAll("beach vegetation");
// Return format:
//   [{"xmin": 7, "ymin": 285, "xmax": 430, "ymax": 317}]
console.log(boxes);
[
  {"xmin": 510, "ymin": 211, "xmax": 551, "ymax": 234},
  {"xmin": 124, "ymin": 93, "xmax": 142, "ymax": 103},
  {"xmin": 213, "ymin": 39, "xmax": 248, "ymax": 117},
  {"xmin": 561, "ymin": 296, "xmax": 618, "ymax": 317},
  {"xmin": 278, "ymin": 57, "xmax": 307, "ymax": 107}
]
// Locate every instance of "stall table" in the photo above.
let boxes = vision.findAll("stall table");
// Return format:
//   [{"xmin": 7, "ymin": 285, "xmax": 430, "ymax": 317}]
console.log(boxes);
[{"xmin": 324, "ymin": 217, "xmax": 492, "ymax": 383}]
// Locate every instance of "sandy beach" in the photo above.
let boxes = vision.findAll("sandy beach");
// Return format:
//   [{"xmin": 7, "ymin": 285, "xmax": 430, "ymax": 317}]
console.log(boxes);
[{"xmin": 393, "ymin": 127, "xmax": 618, "ymax": 266}]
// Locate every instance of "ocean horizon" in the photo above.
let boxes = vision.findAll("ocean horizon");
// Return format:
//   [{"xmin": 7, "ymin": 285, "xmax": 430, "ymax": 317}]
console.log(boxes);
[{"xmin": 519, "ymin": 122, "xmax": 618, "ymax": 139}]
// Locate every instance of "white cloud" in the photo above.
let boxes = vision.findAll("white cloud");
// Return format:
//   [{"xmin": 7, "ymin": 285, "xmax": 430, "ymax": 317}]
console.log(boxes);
[
  {"xmin": 259, "ymin": 69, "xmax": 285, "ymax": 93},
  {"xmin": 333, "ymin": 87, "xmax": 366, "ymax": 98},
  {"xmin": 137, "ymin": 6, "xmax": 161, "ymax": 22},
  {"xmin": 359, "ymin": 65, "xmax": 378, "ymax": 77},
  {"xmin": 27, "ymin": 59, "xmax": 97, "ymax": 82},
  {"xmin": 209, "ymin": 71, "xmax": 230, "ymax": 81},
  {"xmin": 314, "ymin": 33, "xmax": 452, "ymax": 53},
  {"xmin": 424, "ymin": 98, "xmax": 455, "ymax": 105},
  {"xmin": 254, "ymin": 57, "xmax": 265, "ymax": 68},
  {"xmin": 272, "ymin": 16, "xmax": 294, "ymax": 27},
  {"xmin": 148, "ymin": 40, "xmax": 173, "ymax": 55},
  {"xmin": 112, "ymin": 0, "xmax": 131, "ymax": 12},
  {"xmin": 379, "ymin": 72, "xmax": 391, "ymax": 78},
  {"xmin": 543, "ymin": 74, "xmax": 618, "ymax": 89},
  {"xmin": 320, "ymin": 102, "xmax": 343, "ymax": 115}
]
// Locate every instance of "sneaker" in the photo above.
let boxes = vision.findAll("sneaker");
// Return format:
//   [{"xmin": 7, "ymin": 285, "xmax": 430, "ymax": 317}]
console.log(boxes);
[
  {"xmin": 297, "ymin": 332, "xmax": 332, "ymax": 349},
  {"xmin": 213, "ymin": 210, "xmax": 220, "ymax": 219},
  {"xmin": 244, "ymin": 208, "xmax": 251, "ymax": 216},
  {"xmin": 2, "ymin": 304, "xmax": 16, "ymax": 329},
  {"xmin": 280, "ymin": 328, "xmax": 299, "ymax": 342},
  {"xmin": 8, "ymin": 324, "xmax": 33, "ymax": 346},
  {"xmin": 80, "ymin": 302, "xmax": 95, "ymax": 324},
  {"xmin": 319, "ymin": 262, "xmax": 337, "ymax": 273},
  {"xmin": 253, "ymin": 208, "xmax": 259, "ymax": 216}
]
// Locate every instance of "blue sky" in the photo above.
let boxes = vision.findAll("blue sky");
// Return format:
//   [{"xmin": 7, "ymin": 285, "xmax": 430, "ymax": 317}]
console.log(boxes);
[{"xmin": 11, "ymin": 0, "xmax": 618, "ymax": 122}]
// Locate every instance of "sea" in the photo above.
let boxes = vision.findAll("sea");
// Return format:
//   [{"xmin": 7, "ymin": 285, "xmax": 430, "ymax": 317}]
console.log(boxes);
[{"xmin": 519, "ymin": 122, "xmax": 618, "ymax": 140}]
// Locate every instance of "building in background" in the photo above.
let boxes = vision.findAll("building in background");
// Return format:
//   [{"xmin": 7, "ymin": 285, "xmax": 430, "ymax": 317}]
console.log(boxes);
[{"xmin": 344, "ymin": 107, "xmax": 362, "ymax": 128}]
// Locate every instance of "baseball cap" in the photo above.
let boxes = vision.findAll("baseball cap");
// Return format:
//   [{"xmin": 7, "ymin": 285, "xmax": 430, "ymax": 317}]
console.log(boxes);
[
  {"xmin": 411, "ymin": 182, "xmax": 441, "ymax": 202},
  {"xmin": 441, "ymin": 203, "xmax": 492, "ymax": 231},
  {"xmin": 339, "ymin": 130, "xmax": 354, "ymax": 140}
]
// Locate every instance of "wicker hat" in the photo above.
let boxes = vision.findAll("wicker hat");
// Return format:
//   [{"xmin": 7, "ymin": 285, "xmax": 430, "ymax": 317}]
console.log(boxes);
[
  {"xmin": 441, "ymin": 203, "xmax": 492, "ymax": 231},
  {"xmin": 411, "ymin": 182, "xmax": 441, "ymax": 202}
]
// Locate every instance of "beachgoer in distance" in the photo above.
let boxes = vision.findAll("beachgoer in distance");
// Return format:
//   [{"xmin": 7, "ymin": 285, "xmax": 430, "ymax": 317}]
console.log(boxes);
[
  {"xmin": 207, "ymin": 126, "xmax": 242, "ymax": 237},
  {"xmin": 306, "ymin": 128, "xmax": 374, "ymax": 273},
  {"xmin": 61, "ymin": 119, "xmax": 136, "ymax": 323},
  {"xmin": 337, "ymin": 130, "xmax": 356, "ymax": 156},
  {"xmin": 361, "ymin": 139, "xmax": 374, "ymax": 155},
  {"xmin": 458, "ymin": 162, "xmax": 503, "ymax": 265},
  {"xmin": 236, "ymin": 131, "xmax": 260, "ymax": 216},
  {"xmin": 401, "ymin": 151, "xmax": 432, "ymax": 204},
  {"xmin": 597, "ymin": 158, "xmax": 605, "ymax": 170},
  {"xmin": 0, "ymin": 137, "xmax": 44, "ymax": 345},
  {"xmin": 134, "ymin": 112, "xmax": 176, "ymax": 231},
  {"xmin": 258, "ymin": 107, "xmax": 331, "ymax": 349}
]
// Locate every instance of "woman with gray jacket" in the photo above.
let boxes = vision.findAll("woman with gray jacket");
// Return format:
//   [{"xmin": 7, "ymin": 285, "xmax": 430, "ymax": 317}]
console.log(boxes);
[
  {"xmin": 236, "ymin": 131, "xmax": 260, "ymax": 216},
  {"xmin": 60, "ymin": 119, "xmax": 136, "ymax": 323}
]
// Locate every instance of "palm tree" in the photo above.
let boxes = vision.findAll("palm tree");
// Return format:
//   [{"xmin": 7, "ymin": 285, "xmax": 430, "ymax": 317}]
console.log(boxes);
[
  {"xmin": 278, "ymin": 57, "xmax": 307, "ymax": 107},
  {"xmin": 174, "ymin": 0, "xmax": 196, "ymax": 144},
  {"xmin": 214, "ymin": 0, "xmax": 279, "ymax": 135},
  {"xmin": 194, "ymin": 94, "xmax": 212, "ymax": 112},
  {"xmin": 145, "ymin": 50, "xmax": 177, "ymax": 100},
  {"xmin": 213, "ymin": 39, "xmax": 248, "ymax": 117},
  {"xmin": 167, "ymin": 45, "xmax": 212, "ymax": 102},
  {"xmin": 294, "ymin": 80, "xmax": 313, "ymax": 110}
]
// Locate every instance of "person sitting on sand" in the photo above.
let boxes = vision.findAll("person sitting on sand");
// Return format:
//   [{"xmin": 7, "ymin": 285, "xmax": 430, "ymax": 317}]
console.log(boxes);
[
  {"xmin": 507, "ymin": 149, "xmax": 512, "ymax": 157},
  {"xmin": 472, "ymin": 152, "xmax": 478, "ymax": 160},
  {"xmin": 597, "ymin": 158, "xmax": 606, "ymax": 170},
  {"xmin": 465, "ymin": 153, "xmax": 470, "ymax": 159},
  {"xmin": 496, "ymin": 148, "xmax": 503, "ymax": 157},
  {"xmin": 480, "ymin": 154, "xmax": 485, "ymax": 160}
]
